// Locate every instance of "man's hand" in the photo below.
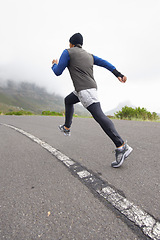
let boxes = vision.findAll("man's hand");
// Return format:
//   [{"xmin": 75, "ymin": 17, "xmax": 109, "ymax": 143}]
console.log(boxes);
[
  {"xmin": 118, "ymin": 76, "xmax": 127, "ymax": 83},
  {"xmin": 52, "ymin": 59, "xmax": 58, "ymax": 65}
]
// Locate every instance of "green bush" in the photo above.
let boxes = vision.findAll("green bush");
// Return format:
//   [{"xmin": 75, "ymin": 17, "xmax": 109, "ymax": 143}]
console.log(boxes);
[
  {"xmin": 42, "ymin": 111, "xmax": 63, "ymax": 116},
  {"xmin": 115, "ymin": 106, "xmax": 159, "ymax": 121},
  {"xmin": 5, "ymin": 110, "xmax": 33, "ymax": 115}
]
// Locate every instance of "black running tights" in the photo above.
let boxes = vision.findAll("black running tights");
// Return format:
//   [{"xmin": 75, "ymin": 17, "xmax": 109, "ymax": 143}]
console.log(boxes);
[{"xmin": 64, "ymin": 92, "xmax": 124, "ymax": 147}]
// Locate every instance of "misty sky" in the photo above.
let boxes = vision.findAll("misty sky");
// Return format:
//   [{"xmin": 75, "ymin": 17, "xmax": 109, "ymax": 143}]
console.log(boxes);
[{"xmin": 0, "ymin": 0, "xmax": 160, "ymax": 113}]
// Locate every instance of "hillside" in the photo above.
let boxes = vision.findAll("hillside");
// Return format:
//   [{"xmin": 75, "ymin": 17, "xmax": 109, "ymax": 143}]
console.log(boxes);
[
  {"xmin": 105, "ymin": 101, "xmax": 135, "ymax": 116},
  {"xmin": 0, "ymin": 80, "xmax": 89, "ymax": 116}
]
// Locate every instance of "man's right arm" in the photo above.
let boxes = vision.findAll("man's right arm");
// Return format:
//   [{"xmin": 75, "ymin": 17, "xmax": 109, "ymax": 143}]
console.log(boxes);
[{"xmin": 52, "ymin": 49, "xmax": 70, "ymax": 76}]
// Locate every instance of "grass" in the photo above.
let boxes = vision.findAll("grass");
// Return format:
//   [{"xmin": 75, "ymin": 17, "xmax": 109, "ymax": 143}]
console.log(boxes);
[
  {"xmin": 113, "ymin": 116, "xmax": 160, "ymax": 122},
  {"xmin": 1, "ymin": 110, "xmax": 160, "ymax": 122},
  {"xmin": 5, "ymin": 110, "xmax": 34, "ymax": 116}
]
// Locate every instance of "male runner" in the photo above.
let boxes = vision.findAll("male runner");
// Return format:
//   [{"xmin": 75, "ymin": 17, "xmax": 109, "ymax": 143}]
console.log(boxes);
[{"xmin": 51, "ymin": 33, "xmax": 133, "ymax": 168}]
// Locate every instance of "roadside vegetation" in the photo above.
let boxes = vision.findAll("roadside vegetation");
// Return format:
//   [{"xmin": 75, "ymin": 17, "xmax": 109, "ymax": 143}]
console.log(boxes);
[
  {"xmin": 42, "ymin": 111, "xmax": 79, "ymax": 118},
  {"xmin": 114, "ymin": 106, "xmax": 159, "ymax": 121},
  {"xmin": 5, "ymin": 110, "xmax": 34, "ymax": 115},
  {"xmin": 42, "ymin": 111, "xmax": 63, "ymax": 116},
  {"xmin": 1, "ymin": 106, "xmax": 159, "ymax": 122}
]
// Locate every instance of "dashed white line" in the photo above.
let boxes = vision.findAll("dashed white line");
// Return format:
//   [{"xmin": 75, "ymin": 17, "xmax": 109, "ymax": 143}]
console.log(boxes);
[
  {"xmin": 2, "ymin": 123, "xmax": 160, "ymax": 240},
  {"xmin": 77, "ymin": 170, "xmax": 91, "ymax": 178}
]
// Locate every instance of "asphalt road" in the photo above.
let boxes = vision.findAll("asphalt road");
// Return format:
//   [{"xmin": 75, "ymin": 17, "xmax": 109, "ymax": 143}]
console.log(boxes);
[{"xmin": 0, "ymin": 115, "xmax": 160, "ymax": 240}]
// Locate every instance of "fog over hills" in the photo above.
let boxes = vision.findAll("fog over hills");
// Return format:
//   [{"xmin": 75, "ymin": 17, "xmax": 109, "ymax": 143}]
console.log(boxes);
[
  {"xmin": 0, "ymin": 80, "xmax": 89, "ymax": 115},
  {"xmin": 1, "ymin": 80, "xmax": 159, "ymax": 117}
]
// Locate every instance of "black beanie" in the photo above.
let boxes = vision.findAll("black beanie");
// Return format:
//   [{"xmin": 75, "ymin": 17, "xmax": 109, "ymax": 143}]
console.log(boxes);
[{"xmin": 69, "ymin": 33, "xmax": 83, "ymax": 46}]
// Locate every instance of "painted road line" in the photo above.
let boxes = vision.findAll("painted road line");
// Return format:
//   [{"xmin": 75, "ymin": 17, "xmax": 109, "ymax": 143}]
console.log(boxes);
[
  {"xmin": 77, "ymin": 170, "xmax": 91, "ymax": 178},
  {"xmin": 2, "ymin": 123, "xmax": 160, "ymax": 240}
]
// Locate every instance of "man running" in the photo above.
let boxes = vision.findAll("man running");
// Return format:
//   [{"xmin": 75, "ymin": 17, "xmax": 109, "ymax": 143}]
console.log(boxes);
[{"xmin": 51, "ymin": 33, "xmax": 133, "ymax": 168}]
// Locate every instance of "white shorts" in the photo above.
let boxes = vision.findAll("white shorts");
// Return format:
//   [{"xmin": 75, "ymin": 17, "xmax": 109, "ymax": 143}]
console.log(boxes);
[{"xmin": 73, "ymin": 88, "xmax": 99, "ymax": 108}]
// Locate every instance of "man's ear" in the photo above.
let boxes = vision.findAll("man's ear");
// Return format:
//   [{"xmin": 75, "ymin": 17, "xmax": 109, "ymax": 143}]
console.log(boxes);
[{"xmin": 70, "ymin": 43, "xmax": 75, "ymax": 48}]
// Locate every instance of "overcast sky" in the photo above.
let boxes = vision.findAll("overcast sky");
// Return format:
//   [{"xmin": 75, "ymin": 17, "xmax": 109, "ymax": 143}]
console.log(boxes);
[{"xmin": 0, "ymin": 0, "xmax": 160, "ymax": 113}]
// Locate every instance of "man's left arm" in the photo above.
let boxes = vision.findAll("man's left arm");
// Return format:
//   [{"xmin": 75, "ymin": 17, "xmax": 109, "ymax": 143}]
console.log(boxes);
[{"xmin": 93, "ymin": 55, "xmax": 127, "ymax": 83}]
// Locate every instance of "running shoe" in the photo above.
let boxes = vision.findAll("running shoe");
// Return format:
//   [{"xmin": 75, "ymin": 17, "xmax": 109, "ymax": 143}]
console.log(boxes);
[
  {"xmin": 58, "ymin": 125, "xmax": 71, "ymax": 136},
  {"xmin": 111, "ymin": 143, "xmax": 133, "ymax": 168}
]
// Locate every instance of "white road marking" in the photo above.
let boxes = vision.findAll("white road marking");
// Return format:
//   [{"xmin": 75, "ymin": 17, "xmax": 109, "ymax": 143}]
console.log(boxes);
[
  {"xmin": 2, "ymin": 123, "xmax": 160, "ymax": 240},
  {"xmin": 77, "ymin": 170, "xmax": 91, "ymax": 178}
]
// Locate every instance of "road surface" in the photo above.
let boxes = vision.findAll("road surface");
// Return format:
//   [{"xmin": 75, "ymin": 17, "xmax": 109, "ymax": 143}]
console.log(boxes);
[{"xmin": 0, "ymin": 115, "xmax": 160, "ymax": 240}]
